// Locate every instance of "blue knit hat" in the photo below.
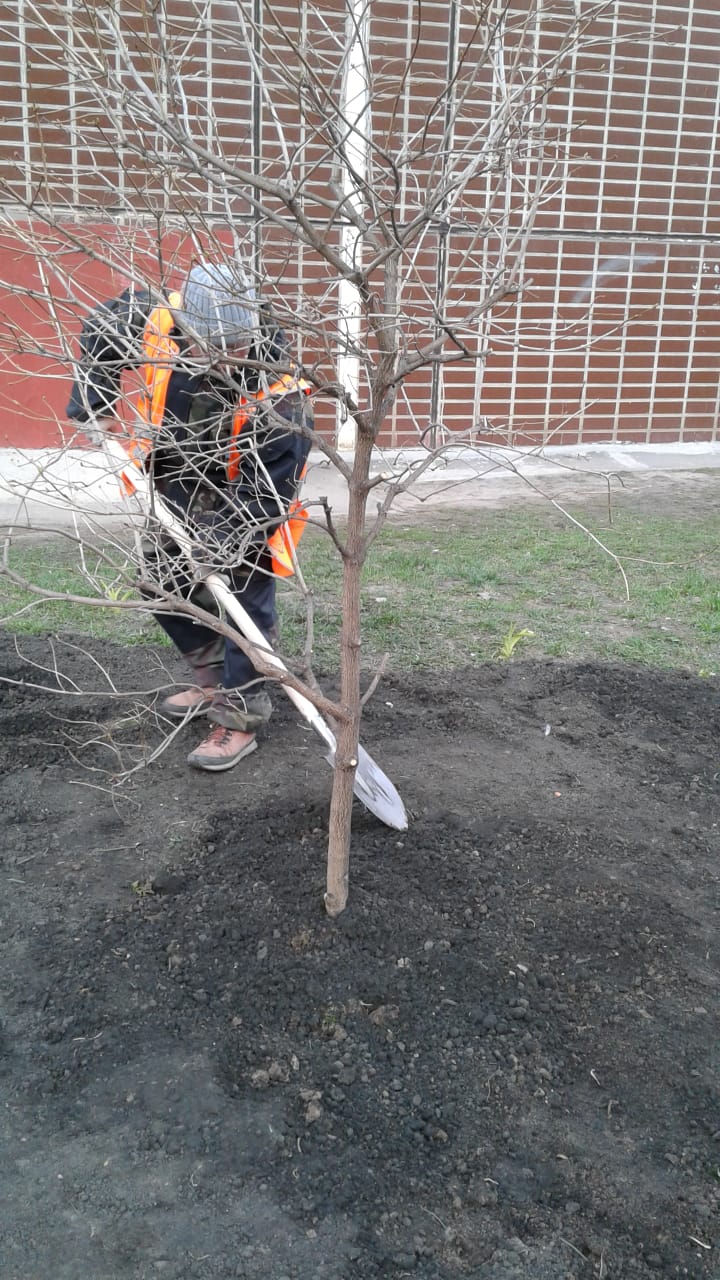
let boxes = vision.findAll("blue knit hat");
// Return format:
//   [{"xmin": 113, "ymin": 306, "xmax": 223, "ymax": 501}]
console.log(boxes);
[{"xmin": 175, "ymin": 261, "xmax": 257, "ymax": 350}]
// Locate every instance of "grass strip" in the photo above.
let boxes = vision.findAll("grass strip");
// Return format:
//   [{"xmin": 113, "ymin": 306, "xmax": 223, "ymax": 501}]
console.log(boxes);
[{"xmin": 1, "ymin": 505, "xmax": 719, "ymax": 673}]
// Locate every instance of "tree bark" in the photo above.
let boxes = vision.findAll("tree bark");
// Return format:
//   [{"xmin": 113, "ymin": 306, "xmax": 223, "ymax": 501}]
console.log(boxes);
[{"xmin": 324, "ymin": 429, "xmax": 373, "ymax": 916}]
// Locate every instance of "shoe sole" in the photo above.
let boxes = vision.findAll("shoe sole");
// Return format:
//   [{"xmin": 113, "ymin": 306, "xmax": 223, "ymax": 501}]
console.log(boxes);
[
  {"xmin": 162, "ymin": 705, "xmax": 212, "ymax": 721},
  {"xmin": 160, "ymin": 698, "xmax": 214, "ymax": 720},
  {"xmin": 187, "ymin": 739, "xmax": 258, "ymax": 771}
]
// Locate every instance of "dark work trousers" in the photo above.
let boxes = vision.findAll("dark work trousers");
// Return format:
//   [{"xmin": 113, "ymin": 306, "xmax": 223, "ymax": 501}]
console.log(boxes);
[
  {"xmin": 139, "ymin": 467, "xmax": 283, "ymax": 693},
  {"xmin": 147, "ymin": 542, "xmax": 277, "ymax": 694}
]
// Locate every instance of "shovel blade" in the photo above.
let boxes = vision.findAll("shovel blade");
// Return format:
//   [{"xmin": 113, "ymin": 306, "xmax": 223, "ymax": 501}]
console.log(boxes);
[
  {"xmin": 354, "ymin": 743, "xmax": 408, "ymax": 830},
  {"xmin": 325, "ymin": 742, "xmax": 408, "ymax": 830}
]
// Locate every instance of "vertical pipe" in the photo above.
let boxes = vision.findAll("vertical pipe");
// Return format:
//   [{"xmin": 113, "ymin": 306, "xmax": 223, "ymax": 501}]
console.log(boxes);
[
  {"xmin": 390, "ymin": 0, "xmax": 415, "ymax": 446},
  {"xmin": 336, "ymin": 0, "xmax": 370, "ymax": 451},
  {"xmin": 17, "ymin": 0, "xmax": 32, "ymax": 207},
  {"xmin": 427, "ymin": 0, "xmax": 459, "ymax": 450},
  {"xmin": 65, "ymin": 0, "xmax": 79, "ymax": 208},
  {"xmin": 251, "ymin": 0, "xmax": 263, "ymax": 280},
  {"xmin": 673, "ymin": 0, "xmax": 697, "ymax": 444}
]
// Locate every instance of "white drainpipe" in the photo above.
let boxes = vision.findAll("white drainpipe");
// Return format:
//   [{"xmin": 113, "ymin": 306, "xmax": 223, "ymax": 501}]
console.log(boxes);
[{"xmin": 336, "ymin": 0, "xmax": 369, "ymax": 451}]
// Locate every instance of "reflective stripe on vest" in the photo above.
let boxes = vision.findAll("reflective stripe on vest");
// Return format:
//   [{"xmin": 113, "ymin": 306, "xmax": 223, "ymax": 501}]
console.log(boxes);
[
  {"xmin": 131, "ymin": 293, "xmax": 183, "ymax": 466},
  {"xmin": 228, "ymin": 374, "xmax": 313, "ymax": 577},
  {"xmin": 227, "ymin": 373, "xmax": 312, "ymax": 481},
  {"xmin": 266, "ymin": 485, "xmax": 309, "ymax": 577}
]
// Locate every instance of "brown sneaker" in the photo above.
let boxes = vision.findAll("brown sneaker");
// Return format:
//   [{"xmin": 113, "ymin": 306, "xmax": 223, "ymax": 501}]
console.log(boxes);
[
  {"xmin": 159, "ymin": 686, "xmax": 215, "ymax": 719},
  {"xmin": 187, "ymin": 725, "xmax": 258, "ymax": 772}
]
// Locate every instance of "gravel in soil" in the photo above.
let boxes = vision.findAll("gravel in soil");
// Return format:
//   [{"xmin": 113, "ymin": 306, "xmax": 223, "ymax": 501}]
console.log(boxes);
[{"xmin": 0, "ymin": 633, "xmax": 718, "ymax": 1279}]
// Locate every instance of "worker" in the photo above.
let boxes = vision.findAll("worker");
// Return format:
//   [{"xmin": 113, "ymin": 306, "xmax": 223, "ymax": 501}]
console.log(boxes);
[{"xmin": 67, "ymin": 260, "xmax": 312, "ymax": 771}]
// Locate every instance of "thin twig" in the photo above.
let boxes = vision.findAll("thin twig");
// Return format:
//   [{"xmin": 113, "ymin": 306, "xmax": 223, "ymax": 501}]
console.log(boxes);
[{"xmin": 360, "ymin": 653, "xmax": 390, "ymax": 709}]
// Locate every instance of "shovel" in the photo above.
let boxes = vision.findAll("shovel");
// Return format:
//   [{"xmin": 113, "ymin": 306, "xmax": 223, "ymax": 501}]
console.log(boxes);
[{"xmin": 100, "ymin": 433, "xmax": 408, "ymax": 831}]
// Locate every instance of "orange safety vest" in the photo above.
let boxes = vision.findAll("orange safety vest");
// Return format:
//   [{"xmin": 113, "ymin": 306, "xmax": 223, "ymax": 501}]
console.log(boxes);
[{"xmin": 135, "ymin": 297, "xmax": 311, "ymax": 578}]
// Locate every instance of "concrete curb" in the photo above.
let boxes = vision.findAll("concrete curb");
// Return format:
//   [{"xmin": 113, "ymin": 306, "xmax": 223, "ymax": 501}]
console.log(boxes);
[{"xmin": 1, "ymin": 441, "xmax": 720, "ymax": 529}]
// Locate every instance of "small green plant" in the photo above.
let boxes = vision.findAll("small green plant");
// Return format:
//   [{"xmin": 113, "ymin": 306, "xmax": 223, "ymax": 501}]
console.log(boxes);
[
  {"xmin": 102, "ymin": 581, "xmax": 134, "ymax": 603},
  {"xmin": 320, "ymin": 1004, "xmax": 345, "ymax": 1035},
  {"xmin": 130, "ymin": 879, "xmax": 154, "ymax": 896},
  {"xmin": 78, "ymin": 551, "xmax": 137, "ymax": 603},
  {"xmin": 494, "ymin": 624, "xmax": 535, "ymax": 660}
]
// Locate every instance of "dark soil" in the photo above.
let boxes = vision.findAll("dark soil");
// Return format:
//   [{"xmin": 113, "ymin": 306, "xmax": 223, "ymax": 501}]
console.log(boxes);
[{"xmin": 0, "ymin": 633, "xmax": 718, "ymax": 1280}]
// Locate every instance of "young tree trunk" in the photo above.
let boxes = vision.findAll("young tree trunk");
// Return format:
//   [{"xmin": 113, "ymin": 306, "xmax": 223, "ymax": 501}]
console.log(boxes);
[{"xmin": 324, "ymin": 429, "xmax": 373, "ymax": 916}]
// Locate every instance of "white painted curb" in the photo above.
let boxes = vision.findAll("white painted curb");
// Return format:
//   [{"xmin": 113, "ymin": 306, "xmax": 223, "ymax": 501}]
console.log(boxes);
[{"xmin": 2, "ymin": 440, "xmax": 720, "ymax": 528}]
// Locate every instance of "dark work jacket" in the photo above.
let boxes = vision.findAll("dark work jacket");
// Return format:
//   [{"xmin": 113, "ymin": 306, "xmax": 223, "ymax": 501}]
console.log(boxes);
[{"xmin": 66, "ymin": 288, "xmax": 312, "ymax": 539}]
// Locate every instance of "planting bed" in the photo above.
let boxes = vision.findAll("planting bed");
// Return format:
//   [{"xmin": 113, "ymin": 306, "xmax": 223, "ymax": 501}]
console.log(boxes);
[{"xmin": 0, "ymin": 633, "xmax": 718, "ymax": 1278}]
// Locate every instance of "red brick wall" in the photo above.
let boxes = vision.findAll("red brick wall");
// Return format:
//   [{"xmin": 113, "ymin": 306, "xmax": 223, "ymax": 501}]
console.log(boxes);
[{"xmin": 0, "ymin": 2, "xmax": 718, "ymax": 449}]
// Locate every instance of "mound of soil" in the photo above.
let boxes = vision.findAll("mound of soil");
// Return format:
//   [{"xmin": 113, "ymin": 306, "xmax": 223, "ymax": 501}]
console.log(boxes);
[{"xmin": 0, "ymin": 633, "xmax": 718, "ymax": 1280}]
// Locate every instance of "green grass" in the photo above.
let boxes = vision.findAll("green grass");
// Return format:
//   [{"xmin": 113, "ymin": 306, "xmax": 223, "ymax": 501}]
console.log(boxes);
[
  {"xmin": 0, "ymin": 540, "xmax": 152, "ymax": 644},
  {"xmin": 2, "ymin": 504, "xmax": 720, "ymax": 674}
]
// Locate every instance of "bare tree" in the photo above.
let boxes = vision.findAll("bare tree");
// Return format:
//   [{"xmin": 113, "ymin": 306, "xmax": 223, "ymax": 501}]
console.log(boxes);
[{"xmin": 0, "ymin": 0, "xmax": 647, "ymax": 913}]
